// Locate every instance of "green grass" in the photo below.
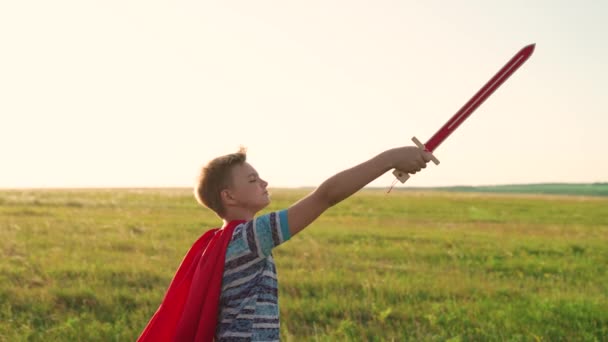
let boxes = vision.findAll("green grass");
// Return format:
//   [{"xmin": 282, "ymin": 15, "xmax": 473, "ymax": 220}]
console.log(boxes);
[
  {"xmin": 1, "ymin": 188, "xmax": 607, "ymax": 341},
  {"xmin": 412, "ymin": 183, "xmax": 608, "ymax": 197}
]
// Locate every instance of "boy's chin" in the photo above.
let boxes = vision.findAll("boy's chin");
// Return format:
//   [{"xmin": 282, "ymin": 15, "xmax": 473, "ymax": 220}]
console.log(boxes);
[{"xmin": 251, "ymin": 200, "xmax": 270, "ymax": 214}]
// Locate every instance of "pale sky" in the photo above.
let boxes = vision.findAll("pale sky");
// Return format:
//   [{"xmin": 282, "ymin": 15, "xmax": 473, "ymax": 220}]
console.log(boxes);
[{"xmin": 1, "ymin": 1, "xmax": 606, "ymax": 188}]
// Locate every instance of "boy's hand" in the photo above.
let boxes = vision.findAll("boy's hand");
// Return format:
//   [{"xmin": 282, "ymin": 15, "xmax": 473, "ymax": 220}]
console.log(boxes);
[{"xmin": 389, "ymin": 146, "xmax": 433, "ymax": 174}]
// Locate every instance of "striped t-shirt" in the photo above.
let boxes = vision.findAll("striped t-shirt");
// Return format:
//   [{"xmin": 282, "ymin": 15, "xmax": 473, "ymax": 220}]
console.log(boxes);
[{"xmin": 216, "ymin": 210, "xmax": 291, "ymax": 341}]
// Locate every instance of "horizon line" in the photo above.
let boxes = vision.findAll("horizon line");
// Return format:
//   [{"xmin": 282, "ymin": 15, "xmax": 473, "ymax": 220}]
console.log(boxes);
[{"xmin": 1, "ymin": 181, "xmax": 606, "ymax": 191}]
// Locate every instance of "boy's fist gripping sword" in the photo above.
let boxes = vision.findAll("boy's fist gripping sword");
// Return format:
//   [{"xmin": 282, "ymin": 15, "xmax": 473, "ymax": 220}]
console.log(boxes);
[{"xmin": 393, "ymin": 43, "xmax": 536, "ymax": 183}]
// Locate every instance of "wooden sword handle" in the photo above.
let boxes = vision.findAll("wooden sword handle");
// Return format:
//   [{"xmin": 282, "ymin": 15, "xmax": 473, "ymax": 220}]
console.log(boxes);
[{"xmin": 392, "ymin": 136, "xmax": 440, "ymax": 183}]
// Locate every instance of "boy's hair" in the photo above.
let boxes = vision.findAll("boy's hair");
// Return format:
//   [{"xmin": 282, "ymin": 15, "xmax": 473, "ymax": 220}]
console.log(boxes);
[{"xmin": 194, "ymin": 147, "xmax": 247, "ymax": 218}]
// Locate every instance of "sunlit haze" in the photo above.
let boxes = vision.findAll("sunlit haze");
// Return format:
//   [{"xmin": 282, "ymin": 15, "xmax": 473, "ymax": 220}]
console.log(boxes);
[{"xmin": 1, "ymin": 1, "xmax": 606, "ymax": 188}]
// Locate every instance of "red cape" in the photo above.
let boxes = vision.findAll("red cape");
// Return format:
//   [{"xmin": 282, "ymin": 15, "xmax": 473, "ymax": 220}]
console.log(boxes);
[{"xmin": 137, "ymin": 220, "xmax": 244, "ymax": 342}]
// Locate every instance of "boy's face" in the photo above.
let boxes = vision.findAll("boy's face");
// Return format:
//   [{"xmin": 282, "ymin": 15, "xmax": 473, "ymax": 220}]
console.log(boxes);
[{"xmin": 224, "ymin": 162, "xmax": 270, "ymax": 213}]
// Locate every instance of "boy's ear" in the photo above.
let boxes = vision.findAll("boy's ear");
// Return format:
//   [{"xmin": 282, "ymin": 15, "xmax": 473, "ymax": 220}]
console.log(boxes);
[{"xmin": 221, "ymin": 189, "xmax": 236, "ymax": 205}]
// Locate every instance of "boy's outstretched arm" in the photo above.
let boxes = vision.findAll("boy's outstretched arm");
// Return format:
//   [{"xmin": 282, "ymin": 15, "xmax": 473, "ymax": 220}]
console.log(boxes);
[{"xmin": 287, "ymin": 146, "xmax": 432, "ymax": 237}]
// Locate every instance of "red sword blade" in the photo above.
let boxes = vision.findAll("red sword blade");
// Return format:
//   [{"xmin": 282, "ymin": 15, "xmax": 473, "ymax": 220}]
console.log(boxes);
[{"xmin": 424, "ymin": 43, "xmax": 535, "ymax": 152}]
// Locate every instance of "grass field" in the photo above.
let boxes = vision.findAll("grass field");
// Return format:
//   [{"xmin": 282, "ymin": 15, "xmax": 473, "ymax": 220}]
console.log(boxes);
[
  {"xmin": 418, "ymin": 183, "xmax": 608, "ymax": 197},
  {"xmin": 1, "ymin": 188, "xmax": 607, "ymax": 341}
]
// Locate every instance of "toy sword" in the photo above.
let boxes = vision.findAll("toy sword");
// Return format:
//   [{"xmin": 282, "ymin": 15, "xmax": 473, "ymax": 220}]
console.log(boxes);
[{"xmin": 393, "ymin": 43, "xmax": 536, "ymax": 183}]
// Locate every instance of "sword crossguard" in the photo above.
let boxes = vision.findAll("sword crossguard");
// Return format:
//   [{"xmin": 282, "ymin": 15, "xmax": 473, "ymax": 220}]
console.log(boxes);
[
  {"xmin": 392, "ymin": 136, "xmax": 440, "ymax": 183},
  {"xmin": 411, "ymin": 137, "xmax": 440, "ymax": 165}
]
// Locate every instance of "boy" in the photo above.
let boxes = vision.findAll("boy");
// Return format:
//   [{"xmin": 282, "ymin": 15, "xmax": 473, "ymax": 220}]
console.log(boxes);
[{"xmin": 139, "ymin": 145, "xmax": 431, "ymax": 341}]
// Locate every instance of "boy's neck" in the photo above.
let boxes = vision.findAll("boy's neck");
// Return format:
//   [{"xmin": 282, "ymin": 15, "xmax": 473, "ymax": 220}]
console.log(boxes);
[{"xmin": 222, "ymin": 208, "xmax": 255, "ymax": 226}]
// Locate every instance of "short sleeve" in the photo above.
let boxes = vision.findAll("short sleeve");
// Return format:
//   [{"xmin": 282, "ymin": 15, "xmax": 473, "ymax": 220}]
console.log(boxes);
[{"xmin": 244, "ymin": 210, "xmax": 291, "ymax": 257}]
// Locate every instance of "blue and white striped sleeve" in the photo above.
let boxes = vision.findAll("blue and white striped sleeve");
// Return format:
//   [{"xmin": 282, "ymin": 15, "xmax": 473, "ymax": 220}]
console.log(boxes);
[{"xmin": 247, "ymin": 210, "xmax": 291, "ymax": 257}]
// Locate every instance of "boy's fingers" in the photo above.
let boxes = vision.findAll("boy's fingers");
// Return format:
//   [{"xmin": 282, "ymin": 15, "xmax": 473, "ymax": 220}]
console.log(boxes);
[{"xmin": 422, "ymin": 152, "xmax": 433, "ymax": 163}]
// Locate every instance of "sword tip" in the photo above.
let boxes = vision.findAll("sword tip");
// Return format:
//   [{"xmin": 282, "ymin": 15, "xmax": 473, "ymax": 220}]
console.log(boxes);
[{"xmin": 522, "ymin": 43, "xmax": 536, "ymax": 56}]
